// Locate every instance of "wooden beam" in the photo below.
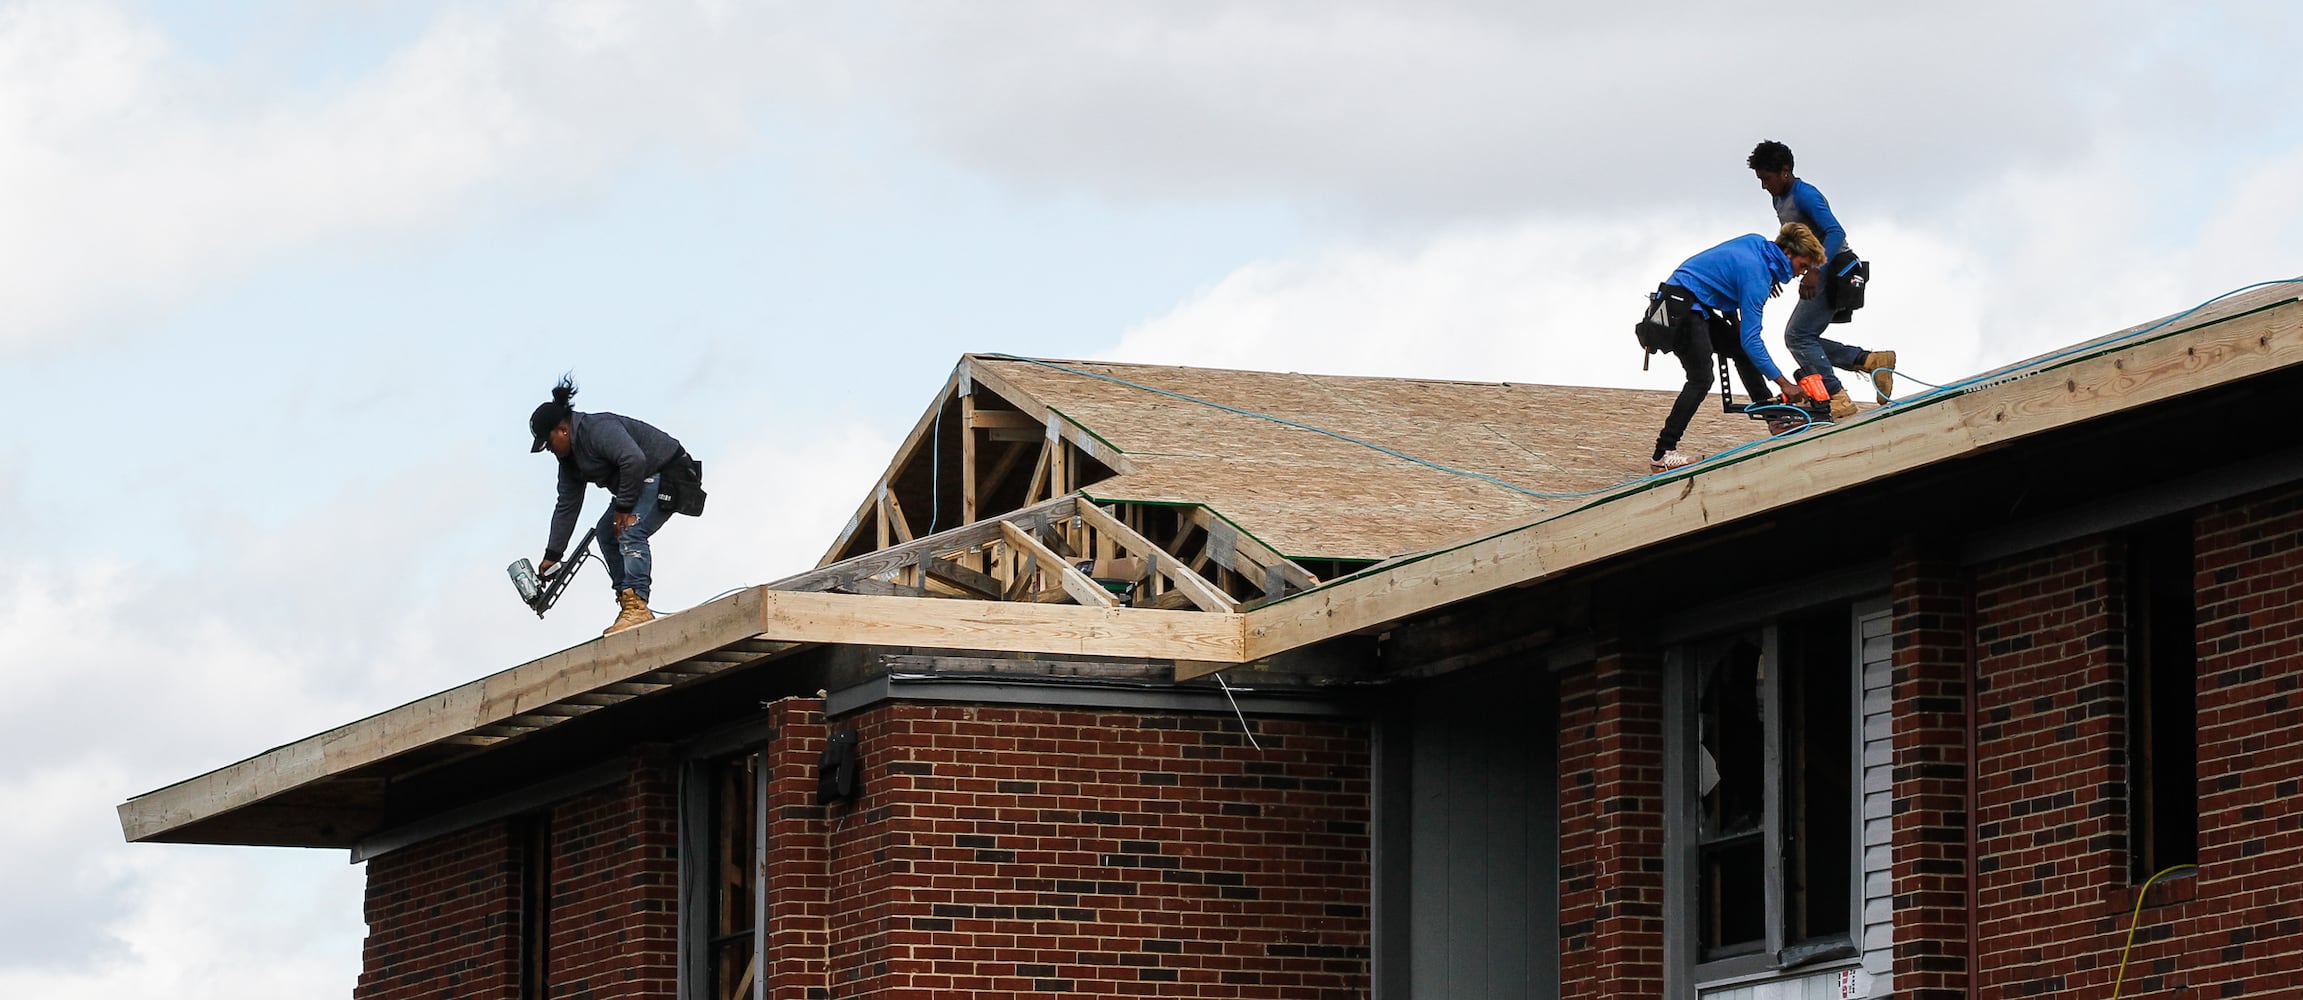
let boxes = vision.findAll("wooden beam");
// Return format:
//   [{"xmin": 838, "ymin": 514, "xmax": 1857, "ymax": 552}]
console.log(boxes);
[
  {"xmin": 960, "ymin": 391, "xmax": 977, "ymax": 524},
  {"xmin": 1239, "ymin": 296, "xmax": 2303, "ymax": 661},
  {"xmin": 924, "ymin": 557, "xmax": 1004, "ymax": 600},
  {"xmin": 1022, "ymin": 440, "xmax": 1050, "ymax": 505},
  {"xmin": 1000, "ymin": 520, "xmax": 1118, "ymax": 608},
  {"xmin": 967, "ymin": 410, "xmax": 1041, "ymax": 430},
  {"xmin": 1075, "ymin": 502, "xmax": 1237, "ymax": 612},
  {"xmin": 882, "ymin": 487, "xmax": 915, "ymax": 544},
  {"xmin": 772, "ymin": 497, "xmax": 1077, "ymax": 594},
  {"xmin": 121, "ymin": 583, "xmax": 1245, "ymax": 844}
]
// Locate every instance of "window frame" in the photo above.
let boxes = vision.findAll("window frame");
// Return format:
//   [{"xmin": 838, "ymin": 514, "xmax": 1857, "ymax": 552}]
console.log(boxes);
[{"xmin": 1663, "ymin": 611, "xmax": 1865, "ymax": 994}]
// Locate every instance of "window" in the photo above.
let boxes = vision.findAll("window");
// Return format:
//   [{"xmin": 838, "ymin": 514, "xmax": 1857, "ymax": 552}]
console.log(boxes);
[
  {"xmin": 2126, "ymin": 518, "xmax": 2198, "ymax": 881},
  {"xmin": 705, "ymin": 753, "xmax": 762, "ymax": 1000},
  {"xmin": 1673, "ymin": 609, "xmax": 1859, "ymax": 981},
  {"xmin": 517, "ymin": 814, "xmax": 550, "ymax": 1000}
]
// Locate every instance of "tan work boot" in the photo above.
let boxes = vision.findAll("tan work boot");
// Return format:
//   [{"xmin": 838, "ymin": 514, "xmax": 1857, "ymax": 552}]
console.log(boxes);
[
  {"xmin": 605, "ymin": 588, "xmax": 655, "ymax": 635},
  {"xmin": 1828, "ymin": 388, "xmax": 1858, "ymax": 420},
  {"xmin": 1855, "ymin": 350, "xmax": 1897, "ymax": 400}
]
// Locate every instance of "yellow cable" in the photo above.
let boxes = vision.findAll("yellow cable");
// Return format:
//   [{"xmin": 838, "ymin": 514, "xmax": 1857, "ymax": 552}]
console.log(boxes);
[{"xmin": 2110, "ymin": 863, "xmax": 2198, "ymax": 999}]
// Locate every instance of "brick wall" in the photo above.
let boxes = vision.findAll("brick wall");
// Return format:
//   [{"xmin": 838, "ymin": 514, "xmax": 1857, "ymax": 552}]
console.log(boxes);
[
  {"xmin": 1555, "ymin": 637, "xmax": 1665, "ymax": 1000},
  {"xmin": 1952, "ymin": 484, "xmax": 2303, "ymax": 998},
  {"xmin": 812, "ymin": 701, "xmax": 1370, "ymax": 1000},
  {"xmin": 355, "ymin": 755, "xmax": 680, "ymax": 1000},
  {"xmin": 1888, "ymin": 536, "xmax": 1972, "ymax": 998},
  {"xmin": 546, "ymin": 753, "xmax": 681, "ymax": 999},
  {"xmin": 356, "ymin": 821, "xmax": 520, "ymax": 1000}
]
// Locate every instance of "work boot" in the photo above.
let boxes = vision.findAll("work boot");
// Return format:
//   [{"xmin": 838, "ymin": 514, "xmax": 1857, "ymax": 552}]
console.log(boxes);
[
  {"xmin": 1855, "ymin": 350, "xmax": 1897, "ymax": 401},
  {"xmin": 1828, "ymin": 389, "xmax": 1858, "ymax": 421},
  {"xmin": 605, "ymin": 588, "xmax": 654, "ymax": 636}
]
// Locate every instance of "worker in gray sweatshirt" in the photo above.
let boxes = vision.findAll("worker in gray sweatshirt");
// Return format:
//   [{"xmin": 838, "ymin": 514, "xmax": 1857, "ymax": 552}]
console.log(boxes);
[{"xmin": 529, "ymin": 377, "xmax": 700, "ymax": 635}]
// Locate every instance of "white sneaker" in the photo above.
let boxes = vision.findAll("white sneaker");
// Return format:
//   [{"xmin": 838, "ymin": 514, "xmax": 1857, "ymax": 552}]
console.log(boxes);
[{"xmin": 1650, "ymin": 450, "xmax": 1700, "ymax": 472}]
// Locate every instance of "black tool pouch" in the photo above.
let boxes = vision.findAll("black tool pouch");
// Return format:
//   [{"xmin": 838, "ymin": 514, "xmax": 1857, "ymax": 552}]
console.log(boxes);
[
  {"xmin": 1827, "ymin": 250, "xmax": 1869, "ymax": 323},
  {"xmin": 657, "ymin": 452, "xmax": 708, "ymax": 517},
  {"xmin": 1637, "ymin": 283, "xmax": 1701, "ymax": 353}
]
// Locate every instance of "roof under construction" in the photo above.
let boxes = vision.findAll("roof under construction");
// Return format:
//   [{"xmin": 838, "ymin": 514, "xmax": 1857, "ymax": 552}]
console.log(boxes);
[{"xmin": 117, "ymin": 279, "xmax": 2303, "ymax": 850}]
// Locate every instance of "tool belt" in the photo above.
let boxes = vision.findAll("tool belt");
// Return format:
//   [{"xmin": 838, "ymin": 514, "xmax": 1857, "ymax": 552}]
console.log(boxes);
[
  {"xmin": 654, "ymin": 450, "xmax": 708, "ymax": 517},
  {"xmin": 1637, "ymin": 283, "xmax": 1709, "ymax": 354},
  {"xmin": 1826, "ymin": 249, "xmax": 1869, "ymax": 323}
]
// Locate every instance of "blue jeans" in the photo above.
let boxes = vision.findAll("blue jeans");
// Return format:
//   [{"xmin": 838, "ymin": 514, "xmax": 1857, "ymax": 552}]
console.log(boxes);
[
  {"xmin": 1782, "ymin": 293, "xmax": 1870, "ymax": 394},
  {"xmin": 598, "ymin": 473, "xmax": 674, "ymax": 601}
]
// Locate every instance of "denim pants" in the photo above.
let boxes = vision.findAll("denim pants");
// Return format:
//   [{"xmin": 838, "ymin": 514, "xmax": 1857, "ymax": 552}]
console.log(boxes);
[
  {"xmin": 597, "ymin": 473, "xmax": 675, "ymax": 601},
  {"xmin": 1782, "ymin": 293, "xmax": 1869, "ymax": 395}
]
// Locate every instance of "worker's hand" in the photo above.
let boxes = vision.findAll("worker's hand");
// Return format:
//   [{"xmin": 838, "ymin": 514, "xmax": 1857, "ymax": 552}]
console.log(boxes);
[
  {"xmin": 1798, "ymin": 270, "xmax": 1820, "ymax": 299},
  {"xmin": 613, "ymin": 511, "xmax": 638, "ymax": 536},
  {"xmin": 539, "ymin": 558, "xmax": 559, "ymax": 577},
  {"xmin": 1775, "ymin": 376, "xmax": 1804, "ymax": 401}
]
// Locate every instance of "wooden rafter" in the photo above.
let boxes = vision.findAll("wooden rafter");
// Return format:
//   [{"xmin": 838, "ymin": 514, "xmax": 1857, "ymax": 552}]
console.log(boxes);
[
  {"xmin": 999, "ymin": 519, "xmax": 1118, "ymax": 608},
  {"xmin": 1075, "ymin": 502, "xmax": 1237, "ymax": 613}
]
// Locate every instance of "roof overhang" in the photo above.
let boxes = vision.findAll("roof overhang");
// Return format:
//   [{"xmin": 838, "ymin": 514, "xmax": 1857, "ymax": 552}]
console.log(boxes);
[{"xmin": 120, "ymin": 282, "xmax": 2303, "ymax": 847}]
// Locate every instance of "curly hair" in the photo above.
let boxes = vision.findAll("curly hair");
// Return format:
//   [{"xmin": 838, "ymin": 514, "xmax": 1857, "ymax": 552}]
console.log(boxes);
[{"xmin": 1747, "ymin": 140, "xmax": 1794, "ymax": 174}]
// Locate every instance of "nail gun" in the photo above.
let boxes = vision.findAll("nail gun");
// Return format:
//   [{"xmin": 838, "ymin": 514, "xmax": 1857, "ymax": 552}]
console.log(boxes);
[{"xmin": 507, "ymin": 527, "xmax": 598, "ymax": 618}]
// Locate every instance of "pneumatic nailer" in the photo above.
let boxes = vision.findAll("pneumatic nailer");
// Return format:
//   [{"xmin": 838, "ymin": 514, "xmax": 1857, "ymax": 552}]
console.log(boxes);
[{"xmin": 506, "ymin": 527, "xmax": 598, "ymax": 618}]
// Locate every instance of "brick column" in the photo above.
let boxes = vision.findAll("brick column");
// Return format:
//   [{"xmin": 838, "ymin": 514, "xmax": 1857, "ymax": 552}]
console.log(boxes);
[
  {"xmin": 355, "ymin": 823, "xmax": 521, "ymax": 1000},
  {"xmin": 548, "ymin": 752, "xmax": 681, "ymax": 999},
  {"xmin": 1556, "ymin": 634, "xmax": 1666, "ymax": 999},
  {"xmin": 1887, "ymin": 536, "xmax": 1971, "ymax": 999},
  {"xmin": 762, "ymin": 697, "xmax": 832, "ymax": 1000}
]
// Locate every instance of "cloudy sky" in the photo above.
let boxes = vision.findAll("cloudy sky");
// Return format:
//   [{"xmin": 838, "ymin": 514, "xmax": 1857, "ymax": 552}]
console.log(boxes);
[{"xmin": 4, "ymin": 1, "xmax": 2300, "ymax": 995}]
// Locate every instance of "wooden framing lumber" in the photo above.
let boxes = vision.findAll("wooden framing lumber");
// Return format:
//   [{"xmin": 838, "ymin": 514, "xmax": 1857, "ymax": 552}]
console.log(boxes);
[
  {"xmin": 960, "ymin": 391, "xmax": 977, "ymax": 524},
  {"xmin": 1075, "ymin": 502, "xmax": 1237, "ymax": 612},
  {"xmin": 121, "ymin": 582, "xmax": 1248, "ymax": 844},
  {"xmin": 1000, "ymin": 519, "xmax": 1118, "ymax": 608},
  {"xmin": 1182, "ymin": 506, "xmax": 1320, "ymax": 595}
]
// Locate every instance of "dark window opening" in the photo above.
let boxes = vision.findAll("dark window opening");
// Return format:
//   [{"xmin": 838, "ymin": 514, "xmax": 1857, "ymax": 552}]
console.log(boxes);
[
  {"xmin": 1685, "ymin": 608, "xmax": 1860, "ymax": 972},
  {"xmin": 1696, "ymin": 638, "xmax": 1766, "ymax": 959},
  {"xmin": 2127, "ymin": 518, "xmax": 2199, "ymax": 881},
  {"xmin": 1780, "ymin": 611, "xmax": 1853, "ymax": 946},
  {"xmin": 517, "ymin": 813, "xmax": 550, "ymax": 1000},
  {"xmin": 708, "ymin": 753, "xmax": 761, "ymax": 1000}
]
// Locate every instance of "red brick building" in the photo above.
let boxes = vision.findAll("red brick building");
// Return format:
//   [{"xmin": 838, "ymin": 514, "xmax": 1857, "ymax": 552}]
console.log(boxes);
[{"xmin": 123, "ymin": 283, "xmax": 2303, "ymax": 998}]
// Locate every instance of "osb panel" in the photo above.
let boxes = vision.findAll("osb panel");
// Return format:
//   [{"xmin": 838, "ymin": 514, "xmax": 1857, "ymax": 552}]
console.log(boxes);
[{"xmin": 976, "ymin": 357, "xmax": 1779, "ymax": 560}]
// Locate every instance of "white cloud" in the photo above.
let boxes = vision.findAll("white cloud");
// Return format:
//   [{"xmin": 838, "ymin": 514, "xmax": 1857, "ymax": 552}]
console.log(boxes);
[
  {"xmin": 0, "ymin": 0, "xmax": 842, "ymax": 351},
  {"xmin": 0, "ymin": 417, "xmax": 883, "ymax": 997}
]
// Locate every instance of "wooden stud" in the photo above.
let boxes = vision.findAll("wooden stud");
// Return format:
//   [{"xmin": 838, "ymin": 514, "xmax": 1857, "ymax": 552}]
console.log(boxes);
[{"xmin": 960, "ymin": 390, "xmax": 977, "ymax": 525}]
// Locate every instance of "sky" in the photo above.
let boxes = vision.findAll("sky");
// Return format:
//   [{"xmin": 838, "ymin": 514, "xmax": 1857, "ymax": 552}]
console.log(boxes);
[{"xmin": 3, "ymin": 1, "xmax": 2300, "ymax": 995}]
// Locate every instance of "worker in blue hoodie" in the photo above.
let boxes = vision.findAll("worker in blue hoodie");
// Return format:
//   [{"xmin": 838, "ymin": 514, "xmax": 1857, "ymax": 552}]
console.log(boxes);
[
  {"xmin": 1749, "ymin": 140, "xmax": 1895, "ymax": 416},
  {"xmin": 1640, "ymin": 222, "xmax": 1828, "ymax": 471}
]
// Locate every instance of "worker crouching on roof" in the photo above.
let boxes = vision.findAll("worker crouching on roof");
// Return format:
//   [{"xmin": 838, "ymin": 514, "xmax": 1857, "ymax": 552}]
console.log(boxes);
[
  {"xmin": 529, "ymin": 376, "xmax": 705, "ymax": 636},
  {"xmin": 1749, "ymin": 140, "xmax": 1895, "ymax": 416},
  {"xmin": 1638, "ymin": 222, "xmax": 1828, "ymax": 472}
]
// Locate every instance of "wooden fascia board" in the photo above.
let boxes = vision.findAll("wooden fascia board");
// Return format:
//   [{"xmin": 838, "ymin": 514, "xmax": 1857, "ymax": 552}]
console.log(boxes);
[
  {"xmin": 119, "ymin": 586, "xmax": 1246, "ymax": 843},
  {"xmin": 1228, "ymin": 295, "xmax": 2303, "ymax": 665}
]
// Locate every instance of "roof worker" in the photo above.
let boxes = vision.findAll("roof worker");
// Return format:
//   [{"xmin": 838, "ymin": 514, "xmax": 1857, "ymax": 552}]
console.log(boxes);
[
  {"xmin": 1638, "ymin": 222, "xmax": 1829, "ymax": 472},
  {"xmin": 529, "ymin": 376, "xmax": 705, "ymax": 636},
  {"xmin": 1748, "ymin": 140, "xmax": 1895, "ymax": 414}
]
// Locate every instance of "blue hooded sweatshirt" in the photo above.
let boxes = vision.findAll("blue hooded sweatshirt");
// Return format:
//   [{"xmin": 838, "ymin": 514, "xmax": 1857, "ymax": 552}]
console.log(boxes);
[{"xmin": 1666, "ymin": 234, "xmax": 1794, "ymax": 380}]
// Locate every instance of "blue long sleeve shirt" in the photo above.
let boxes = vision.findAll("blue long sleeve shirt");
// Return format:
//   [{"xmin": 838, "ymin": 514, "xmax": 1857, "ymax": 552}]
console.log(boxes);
[
  {"xmin": 1773, "ymin": 178, "xmax": 1851, "ymax": 261},
  {"xmin": 1666, "ymin": 234, "xmax": 1795, "ymax": 380}
]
